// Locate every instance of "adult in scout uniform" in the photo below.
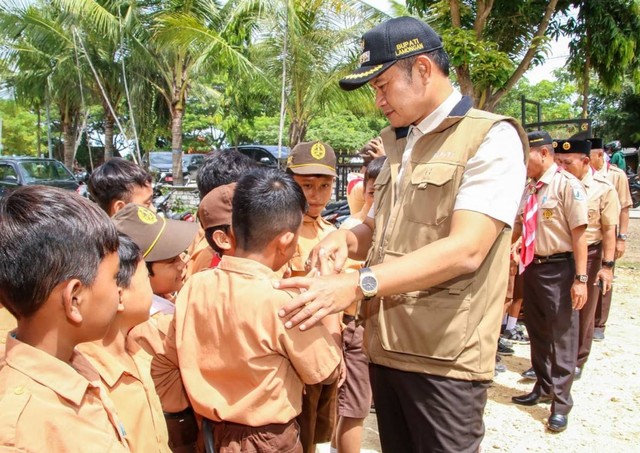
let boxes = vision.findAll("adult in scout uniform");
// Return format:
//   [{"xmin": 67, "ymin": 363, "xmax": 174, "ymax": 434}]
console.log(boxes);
[
  {"xmin": 556, "ymin": 139, "xmax": 620, "ymax": 377},
  {"xmin": 511, "ymin": 135, "xmax": 589, "ymax": 433},
  {"xmin": 286, "ymin": 141, "xmax": 341, "ymax": 453},
  {"xmin": 589, "ymin": 138, "xmax": 633, "ymax": 341},
  {"xmin": 277, "ymin": 16, "xmax": 527, "ymax": 452}
]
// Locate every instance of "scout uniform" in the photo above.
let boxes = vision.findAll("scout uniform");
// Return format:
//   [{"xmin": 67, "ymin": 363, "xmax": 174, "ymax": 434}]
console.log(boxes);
[
  {"xmin": 113, "ymin": 204, "xmax": 199, "ymax": 452},
  {"xmin": 184, "ymin": 227, "xmax": 216, "ymax": 278},
  {"xmin": 593, "ymin": 154, "xmax": 633, "ymax": 335},
  {"xmin": 518, "ymin": 138, "xmax": 588, "ymax": 418},
  {"xmin": 574, "ymin": 166, "xmax": 619, "ymax": 370},
  {"xmin": 174, "ymin": 256, "xmax": 341, "ymax": 453},
  {"xmin": 287, "ymin": 141, "xmax": 342, "ymax": 452},
  {"xmin": 78, "ymin": 339, "xmax": 171, "ymax": 453},
  {"xmin": 0, "ymin": 335, "xmax": 129, "ymax": 451}
]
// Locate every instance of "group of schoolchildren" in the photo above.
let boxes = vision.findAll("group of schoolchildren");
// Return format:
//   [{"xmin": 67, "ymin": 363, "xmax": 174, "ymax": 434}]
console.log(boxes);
[{"xmin": 0, "ymin": 140, "xmax": 386, "ymax": 453}]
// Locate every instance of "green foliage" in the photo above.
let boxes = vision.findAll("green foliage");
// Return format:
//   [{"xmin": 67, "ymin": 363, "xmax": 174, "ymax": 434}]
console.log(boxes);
[
  {"xmin": 306, "ymin": 112, "xmax": 387, "ymax": 153},
  {"xmin": 590, "ymin": 82, "xmax": 640, "ymax": 146},
  {"xmin": 0, "ymin": 100, "xmax": 42, "ymax": 156}
]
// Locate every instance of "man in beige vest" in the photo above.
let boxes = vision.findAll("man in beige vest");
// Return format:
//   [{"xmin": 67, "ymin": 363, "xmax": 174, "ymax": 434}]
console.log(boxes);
[
  {"xmin": 589, "ymin": 139, "xmax": 633, "ymax": 341},
  {"xmin": 556, "ymin": 138, "xmax": 620, "ymax": 377},
  {"xmin": 276, "ymin": 16, "xmax": 527, "ymax": 452},
  {"xmin": 511, "ymin": 136, "xmax": 589, "ymax": 433}
]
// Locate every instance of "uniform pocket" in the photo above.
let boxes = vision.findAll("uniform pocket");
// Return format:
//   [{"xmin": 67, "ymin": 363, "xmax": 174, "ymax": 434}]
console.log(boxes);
[
  {"xmin": 406, "ymin": 163, "xmax": 458, "ymax": 225},
  {"xmin": 377, "ymin": 277, "xmax": 473, "ymax": 361},
  {"xmin": 539, "ymin": 199, "xmax": 559, "ymax": 223}
]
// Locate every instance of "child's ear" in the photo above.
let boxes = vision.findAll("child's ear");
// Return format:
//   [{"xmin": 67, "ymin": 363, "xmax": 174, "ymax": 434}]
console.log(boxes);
[
  {"xmin": 212, "ymin": 229, "xmax": 233, "ymax": 251},
  {"xmin": 62, "ymin": 279, "xmax": 84, "ymax": 324},
  {"xmin": 276, "ymin": 231, "xmax": 296, "ymax": 255},
  {"xmin": 116, "ymin": 288, "xmax": 125, "ymax": 313},
  {"xmin": 110, "ymin": 199, "xmax": 126, "ymax": 215}
]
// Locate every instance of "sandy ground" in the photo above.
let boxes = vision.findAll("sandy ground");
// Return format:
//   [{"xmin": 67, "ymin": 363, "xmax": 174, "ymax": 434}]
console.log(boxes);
[{"xmin": 353, "ymin": 215, "xmax": 640, "ymax": 452}]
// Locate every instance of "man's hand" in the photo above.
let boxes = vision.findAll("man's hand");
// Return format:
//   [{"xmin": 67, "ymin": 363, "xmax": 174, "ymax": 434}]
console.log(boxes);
[
  {"xmin": 571, "ymin": 281, "xmax": 588, "ymax": 310},
  {"xmin": 275, "ymin": 271, "xmax": 360, "ymax": 330},
  {"xmin": 367, "ymin": 137, "xmax": 386, "ymax": 159},
  {"xmin": 595, "ymin": 267, "xmax": 613, "ymax": 295},
  {"xmin": 307, "ymin": 229, "xmax": 352, "ymax": 272},
  {"xmin": 615, "ymin": 239, "xmax": 626, "ymax": 260}
]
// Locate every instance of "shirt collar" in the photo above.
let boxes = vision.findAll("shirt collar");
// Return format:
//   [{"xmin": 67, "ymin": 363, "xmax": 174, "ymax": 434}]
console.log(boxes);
[
  {"xmin": 217, "ymin": 255, "xmax": 283, "ymax": 280},
  {"xmin": 411, "ymin": 89, "xmax": 463, "ymax": 137},
  {"xmin": 303, "ymin": 214, "xmax": 333, "ymax": 231},
  {"xmin": 4, "ymin": 335, "xmax": 100, "ymax": 405},
  {"xmin": 79, "ymin": 341, "xmax": 143, "ymax": 389},
  {"xmin": 538, "ymin": 163, "xmax": 560, "ymax": 185},
  {"xmin": 581, "ymin": 169, "xmax": 594, "ymax": 188}
]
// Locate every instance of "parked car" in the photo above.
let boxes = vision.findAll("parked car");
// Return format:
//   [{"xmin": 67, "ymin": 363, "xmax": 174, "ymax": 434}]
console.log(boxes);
[
  {"xmin": 224, "ymin": 145, "xmax": 290, "ymax": 168},
  {"xmin": 148, "ymin": 151, "xmax": 205, "ymax": 184},
  {"xmin": 0, "ymin": 156, "xmax": 79, "ymax": 197}
]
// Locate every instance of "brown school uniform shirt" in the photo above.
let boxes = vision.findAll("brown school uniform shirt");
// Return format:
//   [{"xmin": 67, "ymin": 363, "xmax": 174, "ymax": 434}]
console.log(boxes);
[
  {"xmin": 130, "ymin": 312, "xmax": 188, "ymax": 414},
  {"xmin": 518, "ymin": 163, "xmax": 589, "ymax": 256},
  {"xmin": 185, "ymin": 226, "xmax": 216, "ymax": 279},
  {"xmin": 289, "ymin": 215, "xmax": 337, "ymax": 272},
  {"xmin": 581, "ymin": 171, "xmax": 621, "ymax": 245},
  {"xmin": 174, "ymin": 255, "xmax": 341, "ymax": 426},
  {"xmin": 78, "ymin": 338, "xmax": 171, "ymax": 453},
  {"xmin": 0, "ymin": 335, "xmax": 129, "ymax": 452},
  {"xmin": 596, "ymin": 164, "xmax": 633, "ymax": 209}
]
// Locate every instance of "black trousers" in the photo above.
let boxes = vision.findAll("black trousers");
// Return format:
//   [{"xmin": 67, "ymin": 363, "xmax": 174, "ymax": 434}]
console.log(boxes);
[
  {"xmin": 578, "ymin": 244, "xmax": 602, "ymax": 368},
  {"xmin": 369, "ymin": 363, "xmax": 489, "ymax": 453},
  {"xmin": 523, "ymin": 259, "xmax": 579, "ymax": 415}
]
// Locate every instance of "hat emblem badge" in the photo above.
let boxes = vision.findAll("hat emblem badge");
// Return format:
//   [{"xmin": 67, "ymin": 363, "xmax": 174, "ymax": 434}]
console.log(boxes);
[
  {"xmin": 311, "ymin": 143, "xmax": 326, "ymax": 160},
  {"xmin": 137, "ymin": 207, "xmax": 158, "ymax": 225},
  {"xmin": 563, "ymin": 142, "xmax": 571, "ymax": 150}
]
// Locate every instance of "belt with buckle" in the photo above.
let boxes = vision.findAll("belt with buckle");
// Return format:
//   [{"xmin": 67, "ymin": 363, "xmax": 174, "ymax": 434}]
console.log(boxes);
[{"xmin": 532, "ymin": 251, "xmax": 573, "ymax": 264}]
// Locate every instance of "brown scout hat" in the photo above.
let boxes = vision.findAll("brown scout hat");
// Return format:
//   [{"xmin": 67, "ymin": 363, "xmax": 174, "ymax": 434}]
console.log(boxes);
[
  {"xmin": 198, "ymin": 183, "xmax": 236, "ymax": 229},
  {"xmin": 287, "ymin": 141, "xmax": 337, "ymax": 177},
  {"xmin": 112, "ymin": 204, "xmax": 198, "ymax": 262}
]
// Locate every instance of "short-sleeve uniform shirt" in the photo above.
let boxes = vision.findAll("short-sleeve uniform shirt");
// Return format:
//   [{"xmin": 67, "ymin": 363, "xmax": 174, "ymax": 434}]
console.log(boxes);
[
  {"xmin": 289, "ymin": 215, "xmax": 337, "ymax": 273},
  {"xmin": 596, "ymin": 164, "xmax": 633, "ymax": 210},
  {"xmin": 580, "ymin": 171, "xmax": 620, "ymax": 245}
]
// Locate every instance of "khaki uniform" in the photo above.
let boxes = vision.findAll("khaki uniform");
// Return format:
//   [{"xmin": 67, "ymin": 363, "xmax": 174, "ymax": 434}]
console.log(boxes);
[
  {"xmin": 518, "ymin": 163, "xmax": 588, "ymax": 416},
  {"xmin": 577, "ymin": 171, "xmax": 620, "ymax": 369},
  {"xmin": 289, "ymin": 215, "xmax": 336, "ymax": 274},
  {"xmin": 185, "ymin": 227, "xmax": 216, "ymax": 278},
  {"xmin": 78, "ymin": 339, "xmax": 171, "ymax": 453},
  {"xmin": 594, "ymin": 164, "xmax": 633, "ymax": 331},
  {"xmin": 174, "ymin": 256, "xmax": 340, "ymax": 451},
  {"xmin": 0, "ymin": 335, "xmax": 129, "ymax": 451}
]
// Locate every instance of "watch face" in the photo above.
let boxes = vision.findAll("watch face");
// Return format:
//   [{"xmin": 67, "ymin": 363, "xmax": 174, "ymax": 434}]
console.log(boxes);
[{"xmin": 362, "ymin": 275, "xmax": 377, "ymax": 292}]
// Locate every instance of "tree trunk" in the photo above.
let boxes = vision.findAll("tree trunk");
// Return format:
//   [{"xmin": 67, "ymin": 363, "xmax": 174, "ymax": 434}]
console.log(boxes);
[
  {"xmin": 62, "ymin": 118, "xmax": 75, "ymax": 170},
  {"xmin": 171, "ymin": 106, "xmax": 184, "ymax": 186},
  {"xmin": 36, "ymin": 106, "xmax": 41, "ymax": 157},
  {"xmin": 288, "ymin": 119, "xmax": 308, "ymax": 148},
  {"xmin": 104, "ymin": 110, "xmax": 115, "ymax": 160}
]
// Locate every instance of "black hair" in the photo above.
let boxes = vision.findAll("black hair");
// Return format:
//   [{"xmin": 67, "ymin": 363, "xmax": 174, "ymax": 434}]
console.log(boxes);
[
  {"xmin": 0, "ymin": 186, "xmax": 119, "ymax": 319},
  {"xmin": 116, "ymin": 233, "xmax": 143, "ymax": 288},
  {"xmin": 88, "ymin": 158, "xmax": 152, "ymax": 213},
  {"xmin": 204, "ymin": 225, "xmax": 230, "ymax": 256},
  {"xmin": 364, "ymin": 156, "xmax": 387, "ymax": 182},
  {"xmin": 233, "ymin": 168, "xmax": 307, "ymax": 252},
  {"xmin": 197, "ymin": 150, "xmax": 258, "ymax": 199},
  {"xmin": 396, "ymin": 48, "xmax": 450, "ymax": 78},
  {"xmin": 145, "ymin": 262, "xmax": 155, "ymax": 278}
]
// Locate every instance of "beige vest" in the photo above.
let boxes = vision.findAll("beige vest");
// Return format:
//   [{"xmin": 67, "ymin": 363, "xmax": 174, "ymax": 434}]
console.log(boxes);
[{"xmin": 361, "ymin": 105, "xmax": 527, "ymax": 381}]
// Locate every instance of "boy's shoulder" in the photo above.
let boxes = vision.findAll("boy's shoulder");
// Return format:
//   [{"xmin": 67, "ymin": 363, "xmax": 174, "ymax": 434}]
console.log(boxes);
[{"xmin": 0, "ymin": 366, "xmax": 37, "ymax": 445}]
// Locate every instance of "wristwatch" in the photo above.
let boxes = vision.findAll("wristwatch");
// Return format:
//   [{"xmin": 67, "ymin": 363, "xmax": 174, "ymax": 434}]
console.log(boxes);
[
  {"xmin": 617, "ymin": 233, "xmax": 628, "ymax": 241},
  {"xmin": 575, "ymin": 274, "xmax": 588, "ymax": 283},
  {"xmin": 602, "ymin": 260, "xmax": 615, "ymax": 269},
  {"xmin": 358, "ymin": 267, "xmax": 379, "ymax": 300}
]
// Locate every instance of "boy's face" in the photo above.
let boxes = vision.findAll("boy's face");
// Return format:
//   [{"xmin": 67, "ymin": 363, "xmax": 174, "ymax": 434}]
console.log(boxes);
[
  {"xmin": 121, "ymin": 260, "xmax": 153, "ymax": 329},
  {"xmin": 364, "ymin": 178, "xmax": 375, "ymax": 208},
  {"xmin": 293, "ymin": 174, "xmax": 334, "ymax": 218},
  {"xmin": 82, "ymin": 252, "xmax": 121, "ymax": 340},
  {"xmin": 149, "ymin": 253, "xmax": 187, "ymax": 296},
  {"xmin": 128, "ymin": 183, "xmax": 154, "ymax": 210}
]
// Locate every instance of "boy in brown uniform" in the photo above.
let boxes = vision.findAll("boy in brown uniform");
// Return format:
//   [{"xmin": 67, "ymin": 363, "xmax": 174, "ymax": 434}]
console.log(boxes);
[
  {"xmin": 79, "ymin": 234, "xmax": 171, "ymax": 452},
  {"xmin": 555, "ymin": 139, "xmax": 620, "ymax": 377},
  {"xmin": 589, "ymin": 138, "xmax": 634, "ymax": 340},
  {"xmin": 286, "ymin": 141, "xmax": 343, "ymax": 453},
  {"xmin": 0, "ymin": 186, "xmax": 129, "ymax": 451},
  {"xmin": 174, "ymin": 168, "xmax": 341, "ymax": 452},
  {"xmin": 512, "ymin": 135, "xmax": 589, "ymax": 433}
]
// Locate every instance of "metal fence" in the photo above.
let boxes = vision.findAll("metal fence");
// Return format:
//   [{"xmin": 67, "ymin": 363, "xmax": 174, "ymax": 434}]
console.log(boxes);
[{"xmin": 335, "ymin": 153, "xmax": 362, "ymax": 201}]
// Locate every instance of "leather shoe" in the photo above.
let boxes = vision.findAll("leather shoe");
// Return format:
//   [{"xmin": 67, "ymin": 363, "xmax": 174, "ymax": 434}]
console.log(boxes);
[
  {"xmin": 574, "ymin": 367, "xmax": 582, "ymax": 380},
  {"xmin": 521, "ymin": 367, "xmax": 536, "ymax": 380},
  {"xmin": 512, "ymin": 391, "xmax": 552, "ymax": 406},
  {"xmin": 547, "ymin": 413, "xmax": 568, "ymax": 432}
]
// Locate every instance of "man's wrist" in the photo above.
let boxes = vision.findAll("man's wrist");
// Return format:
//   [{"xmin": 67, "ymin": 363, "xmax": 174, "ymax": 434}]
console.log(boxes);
[{"xmin": 617, "ymin": 233, "xmax": 628, "ymax": 241}]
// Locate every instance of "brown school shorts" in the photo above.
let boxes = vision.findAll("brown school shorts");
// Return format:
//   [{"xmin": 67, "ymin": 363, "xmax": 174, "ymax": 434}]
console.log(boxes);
[
  {"xmin": 337, "ymin": 316, "xmax": 372, "ymax": 419},
  {"xmin": 211, "ymin": 419, "xmax": 302, "ymax": 453}
]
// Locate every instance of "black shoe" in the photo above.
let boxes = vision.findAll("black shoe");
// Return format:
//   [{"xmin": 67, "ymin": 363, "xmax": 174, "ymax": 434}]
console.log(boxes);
[
  {"xmin": 547, "ymin": 413, "xmax": 568, "ymax": 432},
  {"xmin": 497, "ymin": 338, "xmax": 514, "ymax": 356},
  {"xmin": 501, "ymin": 328, "xmax": 530, "ymax": 344},
  {"xmin": 521, "ymin": 367, "xmax": 537, "ymax": 380},
  {"xmin": 574, "ymin": 367, "xmax": 582, "ymax": 380},
  {"xmin": 512, "ymin": 391, "xmax": 552, "ymax": 406}
]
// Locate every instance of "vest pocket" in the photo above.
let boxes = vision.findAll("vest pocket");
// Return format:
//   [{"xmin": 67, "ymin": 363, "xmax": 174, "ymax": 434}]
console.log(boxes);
[
  {"xmin": 406, "ymin": 163, "xmax": 458, "ymax": 225},
  {"xmin": 376, "ymin": 281, "xmax": 472, "ymax": 361}
]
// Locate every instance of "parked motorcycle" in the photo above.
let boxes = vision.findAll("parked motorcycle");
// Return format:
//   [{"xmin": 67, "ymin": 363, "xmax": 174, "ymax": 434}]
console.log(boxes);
[
  {"xmin": 152, "ymin": 187, "xmax": 195, "ymax": 222},
  {"xmin": 628, "ymin": 171, "xmax": 640, "ymax": 208},
  {"xmin": 321, "ymin": 199, "xmax": 351, "ymax": 228}
]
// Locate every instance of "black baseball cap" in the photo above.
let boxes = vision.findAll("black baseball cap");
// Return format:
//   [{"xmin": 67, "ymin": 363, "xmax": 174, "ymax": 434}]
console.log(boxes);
[{"xmin": 339, "ymin": 17, "xmax": 444, "ymax": 91}]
